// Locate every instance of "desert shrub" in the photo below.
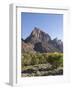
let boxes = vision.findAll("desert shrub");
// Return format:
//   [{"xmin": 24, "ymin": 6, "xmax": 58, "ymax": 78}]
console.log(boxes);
[
  {"xmin": 21, "ymin": 52, "xmax": 63, "ymax": 68},
  {"xmin": 31, "ymin": 54, "xmax": 39, "ymax": 65},
  {"xmin": 38, "ymin": 54, "xmax": 46, "ymax": 64},
  {"xmin": 47, "ymin": 53, "xmax": 63, "ymax": 68},
  {"xmin": 30, "ymin": 53, "xmax": 46, "ymax": 65},
  {"xmin": 22, "ymin": 53, "xmax": 32, "ymax": 66}
]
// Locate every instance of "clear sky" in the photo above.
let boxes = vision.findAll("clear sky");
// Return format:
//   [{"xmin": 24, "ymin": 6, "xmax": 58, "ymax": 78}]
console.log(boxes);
[{"xmin": 21, "ymin": 12, "xmax": 63, "ymax": 40}]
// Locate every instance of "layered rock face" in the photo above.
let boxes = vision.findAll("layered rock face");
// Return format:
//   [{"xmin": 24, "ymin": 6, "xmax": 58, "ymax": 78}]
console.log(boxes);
[{"xmin": 22, "ymin": 27, "xmax": 63, "ymax": 53}]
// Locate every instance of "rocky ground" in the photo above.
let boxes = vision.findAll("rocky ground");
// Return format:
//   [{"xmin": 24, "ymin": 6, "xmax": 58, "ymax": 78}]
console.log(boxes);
[{"xmin": 21, "ymin": 63, "xmax": 63, "ymax": 77}]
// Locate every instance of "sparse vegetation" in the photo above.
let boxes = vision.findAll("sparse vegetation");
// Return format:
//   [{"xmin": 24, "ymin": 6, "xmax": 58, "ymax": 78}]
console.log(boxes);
[{"xmin": 21, "ymin": 52, "xmax": 63, "ymax": 77}]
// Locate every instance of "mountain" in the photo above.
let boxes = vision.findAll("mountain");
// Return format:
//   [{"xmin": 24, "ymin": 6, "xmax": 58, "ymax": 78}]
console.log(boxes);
[
  {"xmin": 22, "ymin": 27, "xmax": 63, "ymax": 53},
  {"xmin": 21, "ymin": 39, "xmax": 36, "ymax": 53},
  {"xmin": 52, "ymin": 38, "xmax": 63, "ymax": 52},
  {"xmin": 24, "ymin": 27, "xmax": 51, "ymax": 44}
]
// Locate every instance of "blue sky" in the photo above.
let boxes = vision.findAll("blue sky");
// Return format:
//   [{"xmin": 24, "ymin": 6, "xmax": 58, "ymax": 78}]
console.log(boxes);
[{"xmin": 21, "ymin": 12, "xmax": 63, "ymax": 40}]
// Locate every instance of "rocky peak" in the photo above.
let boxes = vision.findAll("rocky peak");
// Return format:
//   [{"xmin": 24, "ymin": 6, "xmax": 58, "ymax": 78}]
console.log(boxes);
[
  {"xmin": 53, "ymin": 38, "xmax": 63, "ymax": 45},
  {"xmin": 22, "ymin": 27, "xmax": 63, "ymax": 53},
  {"xmin": 25, "ymin": 27, "xmax": 51, "ymax": 44},
  {"xmin": 31, "ymin": 27, "xmax": 41, "ymax": 38}
]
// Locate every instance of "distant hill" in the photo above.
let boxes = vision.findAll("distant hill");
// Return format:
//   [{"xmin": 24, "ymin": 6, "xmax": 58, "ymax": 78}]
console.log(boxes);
[{"xmin": 22, "ymin": 27, "xmax": 63, "ymax": 53}]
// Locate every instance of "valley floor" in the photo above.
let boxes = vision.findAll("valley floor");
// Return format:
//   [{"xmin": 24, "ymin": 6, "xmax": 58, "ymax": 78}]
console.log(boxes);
[
  {"xmin": 21, "ymin": 52, "xmax": 63, "ymax": 77},
  {"xmin": 21, "ymin": 63, "xmax": 63, "ymax": 77}
]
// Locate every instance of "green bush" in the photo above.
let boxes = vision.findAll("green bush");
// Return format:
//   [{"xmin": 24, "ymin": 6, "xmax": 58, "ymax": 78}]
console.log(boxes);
[
  {"xmin": 47, "ymin": 53, "xmax": 63, "ymax": 68},
  {"xmin": 21, "ymin": 52, "xmax": 63, "ymax": 68},
  {"xmin": 22, "ymin": 53, "xmax": 31, "ymax": 66},
  {"xmin": 31, "ymin": 54, "xmax": 39, "ymax": 65}
]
